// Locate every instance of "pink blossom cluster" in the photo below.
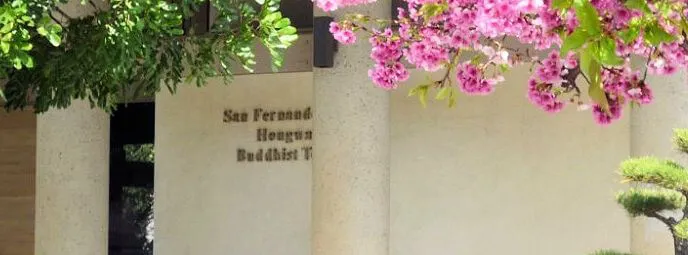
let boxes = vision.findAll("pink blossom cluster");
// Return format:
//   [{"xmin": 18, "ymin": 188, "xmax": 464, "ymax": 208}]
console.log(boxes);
[
  {"xmin": 314, "ymin": 0, "xmax": 376, "ymax": 12},
  {"xmin": 588, "ymin": 67, "xmax": 654, "ymax": 125},
  {"xmin": 647, "ymin": 42, "xmax": 688, "ymax": 75},
  {"xmin": 602, "ymin": 68, "xmax": 652, "ymax": 106},
  {"xmin": 368, "ymin": 29, "xmax": 409, "ymax": 89},
  {"xmin": 405, "ymin": 34, "xmax": 449, "ymax": 72},
  {"xmin": 527, "ymin": 52, "xmax": 566, "ymax": 113},
  {"xmin": 592, "ymin": 98, "xmax": 623, "ymax": 125},
  {"xmin": 329, "ymin": 23, "xmax": 356, "ymax": 45},
  {"xmin": 456, "ymin": 63, "xmax": 496, "ymax": 95},
  {"xmin": 316, "ymin": 0, "xmax": 688, "ymax": 125}
]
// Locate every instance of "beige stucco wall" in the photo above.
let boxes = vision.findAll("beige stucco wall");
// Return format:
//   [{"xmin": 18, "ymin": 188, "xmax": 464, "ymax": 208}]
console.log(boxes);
[
  {"xmin": 390, "ymin": 66, "xmax": 631, "ymax": 255},
  {"xmin": 155, "ymin": 73, "xmax": 313, "ymax": 255},
  {"xmin": 154, "ymin": 66, "xmax": 632, "ymax": 254}
]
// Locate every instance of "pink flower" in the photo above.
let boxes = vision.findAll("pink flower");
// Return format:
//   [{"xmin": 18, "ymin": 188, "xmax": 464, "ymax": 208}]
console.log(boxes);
[
  {"xmin": 368, "ymin": 62, "xmax": 409, "ymax": 90},
  {"xmin": 564, "ymin": 52, "xmax": 578, "ymax": 69},
  {"xmin": 406, "ymin": 38, "xmax": 449, "ymax": 72},
  {"xmin": 329, "ymin": 22, "xmax": 356, "ymax": 45},
  {"xmin": 316, "ymin": 0, "xmax": 338, "ymax": 12},
  {"xmin": 527, "ymin": 79, "xmax": 564, "ymax": 113},
  {"xmin": 314, "ymin": 0, "xmax": 376, "ymax": 11},
  {"xmin": 625, "ymin": 84, "xmax": 653, "ymax": 105},
  {"xmin": 457, "ymin": 63, "xmax": 496, "ymax": 95},
  {"xmin": 534, "ymin": 51, "xmax": 564, "ymax": 84},
  {"xmin": 592, "ymin": 98, "xmax": 622, "ymax": 125}
]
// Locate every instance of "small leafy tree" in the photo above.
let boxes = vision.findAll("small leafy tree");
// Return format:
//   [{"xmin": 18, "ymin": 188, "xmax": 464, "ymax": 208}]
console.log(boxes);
[{"xmin": 598, "ymin": 129, "xmax": 688, "ymax": 255}]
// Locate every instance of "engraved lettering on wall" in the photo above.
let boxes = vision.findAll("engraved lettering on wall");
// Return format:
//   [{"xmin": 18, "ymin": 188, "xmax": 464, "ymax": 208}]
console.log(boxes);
[{"xmin": 224, "ymin": 107, "xmax": 312, "ymax": 162}]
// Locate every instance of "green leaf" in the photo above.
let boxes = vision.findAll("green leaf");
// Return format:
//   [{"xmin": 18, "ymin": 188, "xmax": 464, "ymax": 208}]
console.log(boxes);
[
  {"xmin": 419, "ymin": 3, "xmax": 447, "ymax": 20},
  {"xmin": 618, "ymin": 26, "xmax": 640, "ymax": 44},
  {"xmin": 255, "ymin": 0, "xmax": 265, "ymax": 4},
  {"xmin": 36, "ymin": 26, "xmax": 48, "ymax": 36},
  {"xmin": 582, "ymin": 48, "xmax": 608, "ymax": 110},
  {"xmin": 573, "ymin": 0, "xmax": 602, "ymax": 36},
  {"xmin": 552, "ymin": 0, "xmax": 572, "ymax": 9},
  {"xmin": 18, "ymin": 42, "xmax": 32, "ymax": 51},
  {"xmin": 656, "ymin": 1, "xmax": 672, "ymax": 16},
  {"xmin": 447, "ymin": 89, "xmax": 456, "ymax": 108},
  {"xmin": 680, "ymin": 18, "xmax": 688, "ymax": 35},
  {"xmin": 644, "ymin": 22, "xmax": 676, "ymax": 46},
  {"xmin": 435, "ymin": 86, "xmax": 450, "ymax": 100},
  {"xmin": 498, "ymin": 64, "xmax": 509, "ymax": 73},
  {"xmin": 419, "ymin": 86, "xmax": 428, "ymax": 108},
  {"xmin": 23, "ymin": 54, "xmax": 33, "ymax": 68},
  {"xmin": 263, "ymin": 12, "xmax": 282, "ymax": 23},
  {"xmin": 48, "ymin": 33, "xmax": 61, "ymax": 46},
  {"xmin": 0, "ymin": 21, "xmax": 14, "ymax": 34},
  {"xmin": 36, "ymin": 15, "xmax": 51, "ymax": 27},
  {"xmin": 580, "ymin": 44, "xmax": 593, "ymax": 72},
  {"xmin": 12, "ymin": 57, "xmax": 22, "ymax": 69},
  {"xmin": 560, "ymin": 28, "xmax": 589, "ymax": 55},
  {"xmin": 408, "ymin": 84, "xmax": 430, "ymax": 107},
  {"xmin": 0, "ymin": 41, "xmax": 9, "ymax": 54},
  {"xmin": 408, "ymin": 84, "xmax": 427, "ymax": 96},
  {"xmin": 0, "ymin": 88, "xmax": 4, "ymax": 101},
  {"xmin": 624, "ymin": 0, "xmax": 651, "ymax": 14},
  {"xmin": 274, "ymin": 18, "xmax": 290, "ymax": 29},
  {"xmin": 278, "ymin": 26, "xmax": 297, "ymax": 35},
  {"xmin": 470, "ymin": 54, "xmax": 483, "ymax": 65},
  {"xmin": 169, "ymin": 28, "xmax": 184, "ymax": 36},
  {"xmin": 280, "ymin": 34, "xmax": 298, "ymax": 44},
  {"xmin": 597, "ymin": 37, "xmax": 624, "ymax": 66}
]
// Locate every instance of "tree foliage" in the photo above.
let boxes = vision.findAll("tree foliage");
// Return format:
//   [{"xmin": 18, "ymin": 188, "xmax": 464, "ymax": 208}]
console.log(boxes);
[
  {"xmin": 597, "ymin": 129, "xmax": 688, "ymax": 255},
  {"xmin": 620, "ymin": 157, "xmax": 688, "ymax": 191},
  {"xmin": 123, "ymin": 143, "xmax": 154, "ymax": 163},
  {"xmin": 0, "ymin": 0, "xmax": 298, "ymax": 113},
  {"xmin": 616, "ymin": 188, "xmax": 685, "ymax": 216}
]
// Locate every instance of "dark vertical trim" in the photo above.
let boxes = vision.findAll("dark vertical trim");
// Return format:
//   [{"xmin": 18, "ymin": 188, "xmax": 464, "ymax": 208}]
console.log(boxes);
[
  {"xmin": 198, "ymin": 1, "xmax": 210, "ymax": 34},
  {"xmin": 313, "ymin": 16, "xmax": 336, "ymax": 68},
  {"xmin": 183, "ymin": 1, "xmax": 211, "ymax": 35}
]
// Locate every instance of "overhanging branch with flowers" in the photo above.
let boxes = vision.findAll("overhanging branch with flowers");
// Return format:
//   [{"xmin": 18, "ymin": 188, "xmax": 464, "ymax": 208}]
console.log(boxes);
[{"xmin": 317, "ymin": 0, "xmax": 686, "ymax": 125}]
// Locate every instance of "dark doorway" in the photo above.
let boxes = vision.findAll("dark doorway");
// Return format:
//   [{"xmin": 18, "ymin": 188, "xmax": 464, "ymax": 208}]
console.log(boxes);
[{"xmin": 109, "ymin": 103, "xmax": 155, "ymax": 255}]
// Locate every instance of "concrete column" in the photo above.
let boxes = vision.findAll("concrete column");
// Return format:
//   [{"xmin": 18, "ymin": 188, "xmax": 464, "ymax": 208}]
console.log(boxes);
[
  {"xmin": 311, "ymin": 1, "xmax": 391, "ymax": 255},
  {"xmin": 630, "ymin": 69, "xmax": 688, "ymax": 255},
  {"xmin": 35, "ymin": 100, "xmax": 110, "ymax": 255}
]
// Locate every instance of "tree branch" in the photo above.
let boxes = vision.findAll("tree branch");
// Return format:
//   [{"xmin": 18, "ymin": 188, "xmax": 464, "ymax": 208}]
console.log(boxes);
[
  {"xmin": 682, "ymin": 191, "xmax": 688, "ymax": 220},
  {"xmin": 48, "ymin": 12, "xmax": 65, "ymax": 27},
  {"xmin": 88, "ymin": 0, "xmax": 101, "ymax": 12},
  {"xmin": 54, "ymin": 7, "xmax": 74, "ymax": 21},
  {"xmin": 643, "ymin": 46, "xmax": 656, "ymax": 81},
  {"xmin": 578, "ymin": 70, "xmax": 593, "ymax": 86},
  {"xmin": 649, "ymin": 211, "xmax": 678, "ymax": 228}
]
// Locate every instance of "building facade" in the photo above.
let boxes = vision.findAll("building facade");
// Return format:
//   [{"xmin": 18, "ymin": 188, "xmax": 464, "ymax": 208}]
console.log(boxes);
[{"xmin": 1, "ymin": 0, "xmax": 687, "ymax": 255}]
